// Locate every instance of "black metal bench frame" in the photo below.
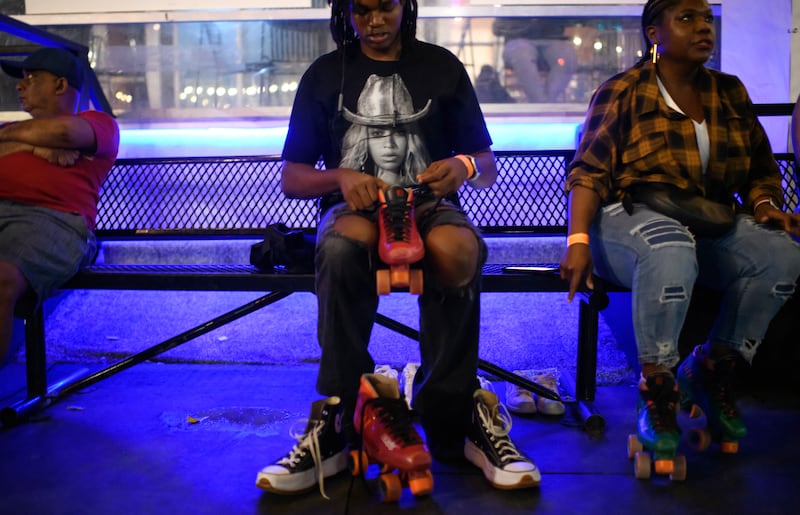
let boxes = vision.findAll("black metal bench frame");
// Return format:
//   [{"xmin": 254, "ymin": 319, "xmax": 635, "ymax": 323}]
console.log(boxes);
[
  {"xmin": 4, "ymin": 150, "xmax": 797, "ymax": 434},
  {"xmin": 12, "ymin": 263, "xmax": 614, "ymax": 432}
]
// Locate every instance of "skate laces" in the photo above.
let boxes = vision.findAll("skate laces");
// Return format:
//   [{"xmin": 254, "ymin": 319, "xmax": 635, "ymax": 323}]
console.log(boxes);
[
  {"xmin": 382, "ymin": 189, "xmax": 412, "ymax": 243},
  {"xmin": 362, "ymin": 397, "xmax": 423, "ymax": 446},
  {"xmin": 476, "ymin": 399, "xmax": 526, "ymax": 464},
  {"xmin": 280, "ymin": 418, "xmax": 332, "ymax": 500},
  {"xmin": 642, "ymin": 375, "xmax": 679, "ymax": 432}
]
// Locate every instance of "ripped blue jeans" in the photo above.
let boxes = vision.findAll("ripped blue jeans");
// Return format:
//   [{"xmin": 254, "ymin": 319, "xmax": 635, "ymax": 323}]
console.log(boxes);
[{"xmin": 591, "ymin": 202, "xmax": 800, "ymax": 367}]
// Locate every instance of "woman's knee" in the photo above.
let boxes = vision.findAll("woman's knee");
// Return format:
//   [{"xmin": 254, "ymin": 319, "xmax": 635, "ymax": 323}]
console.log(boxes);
[
  {"xmin": 424, "ymin": 226, "xmax": 481, "ymax": 287},
  {"xmin": 762, "ymin": 243, "xmax": 800, "ymax": 301}
]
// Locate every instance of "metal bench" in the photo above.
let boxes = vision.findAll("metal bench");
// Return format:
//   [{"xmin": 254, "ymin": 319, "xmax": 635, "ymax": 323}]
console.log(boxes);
[{"xmin": 5, "ymin": 150, "xmax": 798, "ymax": 433}]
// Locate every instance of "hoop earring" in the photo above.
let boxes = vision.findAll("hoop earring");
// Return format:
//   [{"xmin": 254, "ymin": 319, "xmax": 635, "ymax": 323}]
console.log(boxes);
[{"xmin": 651, "ymin": 42, "xmax": 659, "ymax": 64}]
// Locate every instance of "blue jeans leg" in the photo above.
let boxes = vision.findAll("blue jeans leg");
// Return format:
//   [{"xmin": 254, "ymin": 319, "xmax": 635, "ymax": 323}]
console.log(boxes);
[
  {"xmin": 591, "ymin": 202, "xmax": 698, "ymax": 368},
  {"xmin": 695, "ymin": 215, "xmax": 800, "ymax": 362}
]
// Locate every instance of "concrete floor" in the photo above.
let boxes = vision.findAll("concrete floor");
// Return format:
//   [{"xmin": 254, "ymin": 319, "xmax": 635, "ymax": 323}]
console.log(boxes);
[{"xmin": 2, "ymin": 362, "xmax": 799, "ymax": 515}]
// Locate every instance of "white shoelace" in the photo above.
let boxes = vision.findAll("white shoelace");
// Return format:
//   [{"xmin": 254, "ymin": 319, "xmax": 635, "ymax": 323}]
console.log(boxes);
[
  {"xmin": 477, "ymin": 375, "xmax": 495, "ymax": 393},
  {"xmin": 278, "ymin": 418, "xmax": 331, "ymax": 499},
  {"xmin": 477, "ymin": 400, "xmax": 527, "ymax": 465}
]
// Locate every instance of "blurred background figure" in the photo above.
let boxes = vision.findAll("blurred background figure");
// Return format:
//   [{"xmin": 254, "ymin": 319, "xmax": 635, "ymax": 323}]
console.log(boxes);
[
  {"xmin": 475, "ymin": 64, "xmax": 514, "ymax": 104},
  {"xmin": 493, "ymin": 17, "xmax": 578, "ymax": 103}
]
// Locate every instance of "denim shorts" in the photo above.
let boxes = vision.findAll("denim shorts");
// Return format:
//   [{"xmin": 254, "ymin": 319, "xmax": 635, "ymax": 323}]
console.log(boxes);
[{"xmin": 0, "ymin": 200, "xmax": 96, "ymax": 312}]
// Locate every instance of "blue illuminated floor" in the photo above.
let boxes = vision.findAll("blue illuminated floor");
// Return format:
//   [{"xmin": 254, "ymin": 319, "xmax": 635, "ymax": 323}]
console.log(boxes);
[{"xmin": 1, "ymin": 363, "xmax": 798, "ymax": 515}]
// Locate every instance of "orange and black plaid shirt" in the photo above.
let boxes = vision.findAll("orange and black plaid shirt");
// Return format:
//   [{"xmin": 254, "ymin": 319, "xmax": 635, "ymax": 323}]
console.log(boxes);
[{"xmin": 566, "ymin": 60, "xmax": 783, "ymax": 211}]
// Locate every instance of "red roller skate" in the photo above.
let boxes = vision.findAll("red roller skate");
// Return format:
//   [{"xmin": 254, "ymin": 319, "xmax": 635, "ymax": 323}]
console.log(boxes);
[
  {"xmin": 350, "ymin": 373, "xmax": 434, "ymax": 502},
  {"xmin": 376, "ymin": 186, "xmax": 425, "ymax": 295}
]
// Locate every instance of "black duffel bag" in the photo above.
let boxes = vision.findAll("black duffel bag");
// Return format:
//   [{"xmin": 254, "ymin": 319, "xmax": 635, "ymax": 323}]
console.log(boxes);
[{"xmin": 249, "ymin": 223, "xmax": 316, "ymax": 273}]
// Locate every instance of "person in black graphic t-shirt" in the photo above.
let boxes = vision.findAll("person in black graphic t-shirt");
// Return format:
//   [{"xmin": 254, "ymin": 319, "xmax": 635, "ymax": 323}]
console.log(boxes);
[{"xmin": 255, "ymin": 0, "xmax": 541, "ymax": 498}]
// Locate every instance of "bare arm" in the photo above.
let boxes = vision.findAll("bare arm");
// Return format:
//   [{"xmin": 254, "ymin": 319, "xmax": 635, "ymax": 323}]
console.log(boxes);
[
  {"xmin": 753, "ymin": 196, "xmax": 800, "ymax": 237},
  {"xmin": 469, "ymin": 149, "xmax": 498, "ymax": 189},
  {"xmin": 0, "ymin": 140, "xmax": 34, "ymax": 158},
  {"xmin": 559, "ymin": 185, "xmax": 601, "ymax": 302},
  {"xmin": 282, "ymin": 161, "xmax": 385, "ymax": 212},
  {"xmin": 0, "ymin": 115, "xmax": 97, "ymax": 153},
  {"xmin": 0, "ymin": 126, "xmax": 81, "ymax": 166},
  {"xmin": 415, "ymin": 147, "xmax": 497, "ymax": 196}
]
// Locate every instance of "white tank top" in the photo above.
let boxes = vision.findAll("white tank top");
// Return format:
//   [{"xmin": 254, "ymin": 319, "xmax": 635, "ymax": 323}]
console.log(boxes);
[{"xmin": 656, "ymin": 76, "xmax": 710, "ymax": 174}]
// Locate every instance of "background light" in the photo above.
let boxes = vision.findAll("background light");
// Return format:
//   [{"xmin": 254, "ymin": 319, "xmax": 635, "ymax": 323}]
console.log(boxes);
[{"xmin": 117, "ymin": 122, "xmax": 581, "ymax": 159}]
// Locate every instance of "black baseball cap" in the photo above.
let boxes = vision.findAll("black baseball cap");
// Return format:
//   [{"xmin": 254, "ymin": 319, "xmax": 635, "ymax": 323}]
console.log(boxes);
[{"xmin": 0, "ymin": 47, "xmax": 85, "ymax": 90}]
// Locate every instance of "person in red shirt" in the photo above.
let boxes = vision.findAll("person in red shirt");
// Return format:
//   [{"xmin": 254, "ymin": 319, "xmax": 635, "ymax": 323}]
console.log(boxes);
[{"xmin": 0, "ymin": 47, "xmax": 119, "ymax": 363}]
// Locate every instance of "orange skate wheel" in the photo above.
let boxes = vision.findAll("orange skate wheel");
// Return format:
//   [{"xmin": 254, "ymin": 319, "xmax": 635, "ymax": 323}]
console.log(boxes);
[
  {"xmin": 654, "ymin": 459, "xmax": 674, "ymax": 475},
  {"xmin": 670, "ymin": 455, "xmax": 687, "ymax": 482},
  {"xmin": 408, "ymin": 469, "xmax": 434, "ymax": 496},
  {"xmin": 348, "ymin": 449, "xmax": 369, "ymax": 476},
  {"xmin": 689, "ymin": 404, "xmax": 704, "ymax": 419},
  {"xmin": 634, "ymin": 451, "xmax": 651, "ymax": 479},
  {"xmin": 390, "ymin": 267, "xmax": 409, "ymax": 288},
  {"xmin": 687, "ymin": 427, "xmax": 711, "ymax": 451},
  {"xmin": 627, "ymin": 434, "xmax": 643, "ymax": 459},
  {"xmin": 377, "ymin": 269, "xmax": 391, "ymax": 295},
  {"xmin": 379, "ymin": 473, "xmax": 402, "ymax": 503},
  {"xmin": 721, "ymin": 441, "xmax": 739, "ymax": 454},
  {"xmin": 408, "ymin": 269, "xmax": 424, "ymax": 295}
]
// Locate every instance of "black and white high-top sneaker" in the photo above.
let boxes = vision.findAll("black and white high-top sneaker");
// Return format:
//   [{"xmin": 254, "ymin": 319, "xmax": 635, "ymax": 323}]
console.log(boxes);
[
  {"xmin": 256, "ymin": 396, "xmax": 347, "ymax": 498},
  {"xmin": 464, "ymin": 388, "xmax": 541, "ymax": 489}
]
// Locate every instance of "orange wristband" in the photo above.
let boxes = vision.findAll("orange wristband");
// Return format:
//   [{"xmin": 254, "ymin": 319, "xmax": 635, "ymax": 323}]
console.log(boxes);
[
  {"xmin": 453, "ymin": 154, "xmax": 476, "ymax": 180},
  {"xmin": 567, "ymin": 233, "xmax": 590, "ymax": 246}
]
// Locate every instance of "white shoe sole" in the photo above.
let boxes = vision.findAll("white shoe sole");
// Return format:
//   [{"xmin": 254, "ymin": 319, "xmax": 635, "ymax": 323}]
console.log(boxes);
[
  {"xmin": 464, "ymin": 441, "xmax": 541, "ymax": 489},
  {"xmin": 255, "ymin": 450, "xmax": 347, "ymax": 494}
]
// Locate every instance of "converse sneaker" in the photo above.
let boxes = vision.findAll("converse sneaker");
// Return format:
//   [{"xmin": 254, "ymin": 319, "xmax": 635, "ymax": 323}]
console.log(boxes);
[
  {"xmin": 505, "ymin": 370, "xmax": 537, "ymax": 415},
  {"xmin": 465, "ymin": 388, "xmax": 541, "ymax": 489},
  {"xmin": 256, "ymin": 396, "xmax": 347, "ymax": 498},
  {"xmin": 506, "ymin": 369, "xmax": 565, "ymax": 416},
  {"xmin": 530, "ymin": 369, "xmax": 566, "ymax": 416},
  {"xmin": 400, "ymin": 362, "xmax": 420, "ymax": 410}
]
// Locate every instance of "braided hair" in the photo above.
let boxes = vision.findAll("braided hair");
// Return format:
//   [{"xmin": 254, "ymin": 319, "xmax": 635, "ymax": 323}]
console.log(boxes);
[
  {"xmin": 640, "ymin": 0, "xmax": 679, "ymax": 60},
  {"xmin": 327, "ymin": 0, "xmax": 419, "ymax": 50}
]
